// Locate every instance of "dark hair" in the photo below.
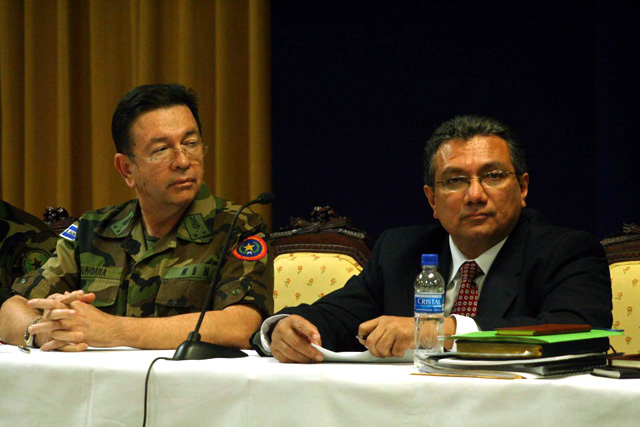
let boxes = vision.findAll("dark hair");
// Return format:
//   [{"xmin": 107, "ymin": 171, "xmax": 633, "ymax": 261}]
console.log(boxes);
[
  {"xmin": 111, "ymin": 83, "xmax": 202, "ymax": 154},
  {"xmin": 423, "ymin": 115, "xmax": 528, "ymax": 186}
]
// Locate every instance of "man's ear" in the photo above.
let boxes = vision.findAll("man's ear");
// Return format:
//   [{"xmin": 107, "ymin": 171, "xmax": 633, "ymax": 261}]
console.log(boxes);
[
  {"xmin": 423, "ymin": 185, "xmax": 438, "ymax": 219},
  {"xmin": 519, "ymin": 172, "xmax": 529, "ymax": 207},
  {"xmin": 114, "ymin": 154, "xmax": 137, "ymax": 189}
]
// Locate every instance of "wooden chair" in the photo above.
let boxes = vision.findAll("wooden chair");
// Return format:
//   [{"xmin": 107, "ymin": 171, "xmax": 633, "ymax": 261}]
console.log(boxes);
[
  {"xmin": 601, "ymin": 223, "xmax": 640, "ymax": 354},
  {"xmin": 271, "ymin": 206, "xmax": 372, "ymax": 313},
  {"xmin": 43, "ymin": 206, "xmax": 77, "ymax": 236}
]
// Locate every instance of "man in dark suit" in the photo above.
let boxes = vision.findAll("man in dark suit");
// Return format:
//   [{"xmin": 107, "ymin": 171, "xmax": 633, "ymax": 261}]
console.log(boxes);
[{"xmin": 263, "ymin": 115, "xmax": 612, "ymax": 363}]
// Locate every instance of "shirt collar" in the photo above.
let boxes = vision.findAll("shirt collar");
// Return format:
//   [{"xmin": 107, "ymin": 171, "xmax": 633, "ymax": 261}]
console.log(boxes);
[
  {"xmin": 98, "ymin": 184, "xmax": 218, "ymax": 243},
  {"xmin": 175, "ymin": 184, "xmax": 219, "ymax": 243},
  {"xmin": 447, "ymin": 235, "xmax": 509, "ymax": 282}
]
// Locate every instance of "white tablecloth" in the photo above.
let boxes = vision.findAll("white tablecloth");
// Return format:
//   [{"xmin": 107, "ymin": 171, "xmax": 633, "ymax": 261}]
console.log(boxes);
[{"xmin": 2, "ymin": 346, "xmax": 640, "ymax": 427}]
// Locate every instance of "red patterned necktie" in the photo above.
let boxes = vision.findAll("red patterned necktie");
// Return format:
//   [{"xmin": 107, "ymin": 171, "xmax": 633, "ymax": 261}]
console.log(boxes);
[{"xmin": 451, "ymin": 261, "xmax": 483, "ymax": 318}]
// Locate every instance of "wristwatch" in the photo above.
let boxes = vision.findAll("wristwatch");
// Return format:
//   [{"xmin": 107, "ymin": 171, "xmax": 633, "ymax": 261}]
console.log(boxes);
[{"xmin": 23, "ymin": 316, "xmax": 42, "ymax": 348}]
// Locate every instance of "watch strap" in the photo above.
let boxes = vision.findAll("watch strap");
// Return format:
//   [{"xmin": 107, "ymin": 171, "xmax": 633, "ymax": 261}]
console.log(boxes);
[{"xmin": 23, "ymin": 316, "xmax": 42, "ymax": 348}]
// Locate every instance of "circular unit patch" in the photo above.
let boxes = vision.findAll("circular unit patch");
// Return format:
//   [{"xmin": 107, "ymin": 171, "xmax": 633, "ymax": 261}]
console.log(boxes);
[
  {"xmin": 232, "ymin": 236, "xmax": 267, "ymax": 261},
  {"xmin": 21, "ymin": 248, "xmax": 51, "ymax": 273}
]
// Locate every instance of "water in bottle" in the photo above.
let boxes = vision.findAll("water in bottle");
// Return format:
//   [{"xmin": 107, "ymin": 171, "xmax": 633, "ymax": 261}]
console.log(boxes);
[{"xmin": 414, "ymin": 253, "xmax": 445, "ymax": 372}]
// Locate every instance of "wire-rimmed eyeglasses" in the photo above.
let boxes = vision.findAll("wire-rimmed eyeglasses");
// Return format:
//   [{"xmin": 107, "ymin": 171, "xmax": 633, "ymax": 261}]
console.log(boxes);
[
  {"xmin": 127, "ymin": 141, "xmax": 208, "ymax": 165},
  {"xmin": 435, "ymin": 170, "xmax": 516, "ymax": 192}
]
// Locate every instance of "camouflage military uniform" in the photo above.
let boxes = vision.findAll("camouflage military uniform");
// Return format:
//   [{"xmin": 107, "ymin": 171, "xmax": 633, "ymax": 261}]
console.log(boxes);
[
  {"xmin": 12, "ymin": 185, "xmax": 274, "ymax": 318},
  {"xmin": 1, "ymin": 200, "xmax": 58, "ymax": 305}
]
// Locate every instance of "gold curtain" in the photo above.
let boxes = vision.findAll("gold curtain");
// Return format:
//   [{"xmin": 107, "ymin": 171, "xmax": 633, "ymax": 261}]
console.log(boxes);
[{"xmin": 0, "ymin": 0, "xmax": 272, "ymax": 226}]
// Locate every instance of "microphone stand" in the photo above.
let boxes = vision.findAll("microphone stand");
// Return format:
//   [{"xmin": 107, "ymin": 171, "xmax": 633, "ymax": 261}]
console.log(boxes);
[{"xmin": 172, "ymin": 192, "xmax": 275, "ymax": 360}]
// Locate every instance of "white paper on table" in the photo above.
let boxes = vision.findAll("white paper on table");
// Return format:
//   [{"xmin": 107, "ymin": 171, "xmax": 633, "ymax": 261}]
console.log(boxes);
[
  {"xmin": 311, "ymin": 343, "xmax": 414, "ymax": 363},
  {"xmin": 437, "ymin": 352, "xmax": 606, "ymax": 367}
]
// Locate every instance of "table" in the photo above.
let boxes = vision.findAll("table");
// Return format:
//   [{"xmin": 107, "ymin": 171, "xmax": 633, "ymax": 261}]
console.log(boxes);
[{"xmin": 2, "ymin": 346, "xmax": 640, "ymax": 427}]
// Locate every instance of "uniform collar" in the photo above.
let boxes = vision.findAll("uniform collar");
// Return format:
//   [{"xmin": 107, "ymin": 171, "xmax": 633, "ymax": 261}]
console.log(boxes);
[
  {"xmin": 175, "ymin": 184, "xmax": 219, "ymax": 243},
  {"xmin": 98, "ymin": 184, "xmax": 218, "ymax": 243},
  {"xmin": 97, "ymin": 201, "xmax": 138, "ymax": 238}
]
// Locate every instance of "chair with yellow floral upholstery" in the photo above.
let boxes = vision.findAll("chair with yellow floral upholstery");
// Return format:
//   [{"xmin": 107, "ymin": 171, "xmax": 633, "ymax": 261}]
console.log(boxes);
[
  {"xmin": 271, "ymin": 206, "xmax": 372, "ymax": 313},
  {"xmin": 601, "ymin": 223, "xmax": 640, "ymax": 354}
]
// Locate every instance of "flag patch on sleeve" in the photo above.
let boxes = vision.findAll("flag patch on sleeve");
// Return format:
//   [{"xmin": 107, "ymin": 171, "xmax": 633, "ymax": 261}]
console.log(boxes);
[{"xmin": 60, "ymin": 224, "xmax": 78, "ymax": 242}]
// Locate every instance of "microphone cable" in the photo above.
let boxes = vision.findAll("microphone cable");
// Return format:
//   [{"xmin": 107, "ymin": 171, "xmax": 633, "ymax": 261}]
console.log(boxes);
[
  {"xmin": 141, "ymin": 191, "xmax": 275, "ymax": 426},
  {"xmin": 143, "ymin": 356, "xmax": 173, "ymax": 427}
]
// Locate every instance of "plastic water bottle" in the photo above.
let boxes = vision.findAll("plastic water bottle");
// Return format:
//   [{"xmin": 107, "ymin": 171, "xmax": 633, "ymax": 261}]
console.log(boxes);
[{"xmin": 414, "ymin": 253, "xmax": 445, "ymax": 372}]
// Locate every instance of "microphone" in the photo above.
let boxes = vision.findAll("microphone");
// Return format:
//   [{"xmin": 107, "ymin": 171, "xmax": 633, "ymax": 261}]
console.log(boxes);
[
  {"xmin": 256, "ymin": 192, "xmax": 275, "ymax": 205},
  {"xmin": 173, "ymin": 192, "xmax": 276, "ymax": 360}
]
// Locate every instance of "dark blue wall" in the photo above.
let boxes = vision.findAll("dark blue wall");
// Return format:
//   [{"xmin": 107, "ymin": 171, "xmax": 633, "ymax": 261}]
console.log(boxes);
[{"xmin": 271, "ymin": 1, "xmax": 639, "ymax": 242}]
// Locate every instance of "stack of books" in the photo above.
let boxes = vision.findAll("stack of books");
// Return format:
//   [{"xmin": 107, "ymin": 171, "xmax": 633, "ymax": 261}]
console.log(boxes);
[
  {"xmin": 423, "ymin": 324, "xmax": 622, "ymax": 378},
  {"xmin": 592, "ymin": 354, "xmax": 640, "ymax": 379}
]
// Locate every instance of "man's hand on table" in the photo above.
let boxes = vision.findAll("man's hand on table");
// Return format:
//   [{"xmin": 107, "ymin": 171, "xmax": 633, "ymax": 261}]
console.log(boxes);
[
  {"xmin": 28, "ymin": 290, "xmax": 101, "ymax": 351},
  {"xmin": 357, "ymin": 315, "xmax": 458, "ymax": 357},
  {"xmin": 357, "ymin": 316, "xmax": 414, "ymax": 358},
  {"xmin": 271, "ymin": 315, "xmax": 324, "ymax": 363}
]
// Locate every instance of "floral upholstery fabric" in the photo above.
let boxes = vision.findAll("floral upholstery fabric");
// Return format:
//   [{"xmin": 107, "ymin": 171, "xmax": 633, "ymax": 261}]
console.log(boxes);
[
  {"xmin": 610, "ymin": 261, "xmax": 640, "ymax": 354},
  {"xmin": 273, "ymin": 252, "xmax": 363, "ymax": 313}
]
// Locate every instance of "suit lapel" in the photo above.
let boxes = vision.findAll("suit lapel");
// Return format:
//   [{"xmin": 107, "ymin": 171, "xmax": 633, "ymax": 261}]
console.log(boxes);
[
  {"xmin": 477, "ymin": 216, "xmax": 529, "ymax": 318},
  {"xmin": 404, "ymin": 227, "xmax": 451, "ymax": 314},
  {"xmin": 438, "ymin": 241, "xmax": 453, "ymax": 283}
]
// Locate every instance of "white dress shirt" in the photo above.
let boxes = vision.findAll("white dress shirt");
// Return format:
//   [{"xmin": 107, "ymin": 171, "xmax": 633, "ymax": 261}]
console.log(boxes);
[{"xmin": 446, "ymin": 235, "xmax": 508, "ymax": 336}]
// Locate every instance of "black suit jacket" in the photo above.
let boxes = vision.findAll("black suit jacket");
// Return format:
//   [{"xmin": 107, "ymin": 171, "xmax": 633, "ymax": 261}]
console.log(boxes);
[{"xmin": 279, "ymin": 209, "xmax": 613, "ymax": 351}]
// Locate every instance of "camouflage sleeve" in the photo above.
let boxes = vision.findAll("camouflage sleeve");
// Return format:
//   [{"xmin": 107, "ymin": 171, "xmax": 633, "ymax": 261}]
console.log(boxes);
[
  {"xmin": 213, "ymin": 209, "xmax": 274, "ymax": 317},
  {"xmin": 10, "ymin": 228, "xmax": 59, "ymax": 284},
  {"xmin": 11, "ymin": 229, "xmax": 81, "ymax": 299},
  {"xmin": 1, "ymin": 220, "xmax": 57, "ymax": 303}
]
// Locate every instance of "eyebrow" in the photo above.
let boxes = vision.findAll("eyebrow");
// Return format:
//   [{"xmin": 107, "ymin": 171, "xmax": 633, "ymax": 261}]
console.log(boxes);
[
  {"xmin": 149, "ymin": 129, "xmax": 200, "ymax": 144},
  {"xmin": 440, "ymin": 162, "xmax": 510, "ymax": 176}
]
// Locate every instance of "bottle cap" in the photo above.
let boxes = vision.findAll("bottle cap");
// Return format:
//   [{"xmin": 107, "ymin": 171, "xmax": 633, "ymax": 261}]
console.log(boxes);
[{"xmin": 421, "ymin": 254, "xmax": 438, "ymax": 266}]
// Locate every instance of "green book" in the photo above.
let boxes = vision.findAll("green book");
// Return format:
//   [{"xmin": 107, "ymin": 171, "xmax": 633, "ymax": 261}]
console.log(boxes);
[
  {"xmin": 452, "ymin": 329, "xmax": 622, "ymax": 343},
  {"xmin": 451, "ymin": 329, "xmax": 622, "ymax": 359}
]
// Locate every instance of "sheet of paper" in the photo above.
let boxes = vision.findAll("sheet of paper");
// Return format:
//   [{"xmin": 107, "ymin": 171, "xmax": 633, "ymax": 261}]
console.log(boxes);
[
  {"xmin": 311, "ymin": 343, "xmax": 414, "ymax": 363},
  {"xmin": 412, "ymin": 360, "xmax": 528, "ymax": 379},
  {"xmin": 437, "ymin": 352, "xmax": 605, "ymax": 367}
]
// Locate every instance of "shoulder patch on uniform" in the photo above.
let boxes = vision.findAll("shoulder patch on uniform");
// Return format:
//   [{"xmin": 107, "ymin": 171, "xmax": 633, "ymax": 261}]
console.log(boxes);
[
  {"xmin": 61, "ymin": 224, "xmax": 78, "ymax": 241},
  {"xmin": 184, "ymin": 214, "xmax": 210, "ymax": 239},
  {"xmin": 232, "ymin": 236, "xmax": 267, "ymax": 261},
  {"xmin": 21, "ymin": 248, "xmax": 51, "ymax": 273}
]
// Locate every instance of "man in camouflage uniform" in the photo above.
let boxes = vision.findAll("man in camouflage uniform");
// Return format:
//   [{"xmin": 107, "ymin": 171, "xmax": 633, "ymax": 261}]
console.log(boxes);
[
  {"xmin": 0, "ymin": 200, "xmax": 58, "ymax": 305},
  {"xmin": 0, "ymin": 84, "xmax": 273, "ymax": 351}
]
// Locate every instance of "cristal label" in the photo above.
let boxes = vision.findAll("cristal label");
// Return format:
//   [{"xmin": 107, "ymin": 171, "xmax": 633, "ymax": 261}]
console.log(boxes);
[{"xmin": 414, "ymin": 292, "xmax": 444, "ymax": 314}]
